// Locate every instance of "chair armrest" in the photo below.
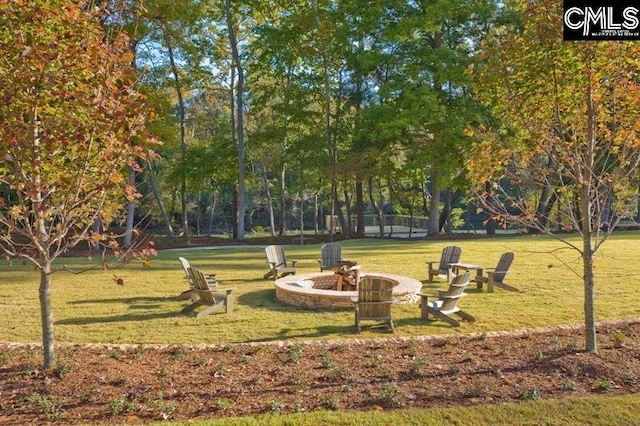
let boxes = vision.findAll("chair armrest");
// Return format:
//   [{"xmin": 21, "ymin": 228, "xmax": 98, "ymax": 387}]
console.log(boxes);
[
  {"xmin": 291, "ymin": 260, "xmax": 298, "ymax": 267},
  {"xmin": 425, "ymin": 261, "xmax": 436, "ymax": 268},
  {"xmin": 440, "ymin": 293, "xmax": 466, "ymax": 300}
]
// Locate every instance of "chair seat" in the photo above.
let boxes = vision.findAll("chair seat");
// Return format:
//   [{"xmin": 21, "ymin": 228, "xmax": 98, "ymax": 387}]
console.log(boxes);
[{"xmin": 428, "ymin": 300, "xmax": 462, "ymax": 315}]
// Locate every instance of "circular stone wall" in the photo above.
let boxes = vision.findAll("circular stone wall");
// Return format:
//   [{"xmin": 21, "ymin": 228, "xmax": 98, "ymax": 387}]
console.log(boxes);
[{"xmin": 275, "ymin": 272, "xmax": 422, "ymax": 309}]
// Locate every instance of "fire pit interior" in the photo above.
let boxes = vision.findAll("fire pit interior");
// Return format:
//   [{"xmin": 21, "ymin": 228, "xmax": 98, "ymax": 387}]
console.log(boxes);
[{"xmin": 275, "ymin": 272, "xmax": 422, "ymax": 309}]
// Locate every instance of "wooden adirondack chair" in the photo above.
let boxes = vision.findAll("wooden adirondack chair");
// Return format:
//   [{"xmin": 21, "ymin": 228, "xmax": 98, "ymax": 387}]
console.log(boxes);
[
  {"xmin": 264, "ymin": 245, "xmax": 297, "ymax": 280},
  {"xmin": 426, "ymin": 246, "xmax": 462, "ymax": 282},
  {"xmin": 181, "ymin": 268, "xmax": 235, "ymax": 317},
  {"xmin": 475, "ymin": 252, "xmax": 518, "ymax": 293},
  {"xmin": 178, "ymin": 257, "xmax": 217, "ymax": 301},
  {"xmin": 317, "ymin": 243, "xmax": 343, "ymax": 271},
  {"xmin": 419, "ymin": 272, "xmax": 475, "ymax": 327},
  {"xmin": 351, "ymin": 277, "xmax": 395, "ymax": 333}
]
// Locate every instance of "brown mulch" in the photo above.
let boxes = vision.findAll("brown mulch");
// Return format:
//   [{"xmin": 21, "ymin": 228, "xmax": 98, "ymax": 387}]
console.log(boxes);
[{"xmin": 1, "ymin": 319, "xmax": 640, "ymax": 424}]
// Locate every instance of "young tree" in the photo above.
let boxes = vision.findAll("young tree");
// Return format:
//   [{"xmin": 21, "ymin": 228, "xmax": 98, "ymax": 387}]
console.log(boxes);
[
  {"xmin": 0, "ymin": 1, "xmax": 156, "ymax": 368},
  {"xmin": 470, "ymin": 0, "xmax": 640, "ymax": 352}
]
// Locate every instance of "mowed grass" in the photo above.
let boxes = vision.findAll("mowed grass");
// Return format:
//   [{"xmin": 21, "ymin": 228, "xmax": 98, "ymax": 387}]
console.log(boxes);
[
  {"xmin": 160, "ymin": 393, "xmax": 640, "ymax": 426},
  {"xmin": 1, "ymin": 231, "xmax": 640, "ymax": 345}
]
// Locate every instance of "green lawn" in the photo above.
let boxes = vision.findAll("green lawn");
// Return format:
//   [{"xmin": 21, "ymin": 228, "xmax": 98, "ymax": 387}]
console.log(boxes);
[
  {"xmin": 2, "ymin": 232, "xmax": 640, "ymax": 424},
  {"xmin": 1, "ymin": 232, "xmax": 639, "ymax": 345}
]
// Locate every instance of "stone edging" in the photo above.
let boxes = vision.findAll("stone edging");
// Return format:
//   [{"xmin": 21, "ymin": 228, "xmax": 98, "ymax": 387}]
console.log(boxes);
[{"xmin": 3, "ymin": 317, "xmax": 639, "ymax": 352}]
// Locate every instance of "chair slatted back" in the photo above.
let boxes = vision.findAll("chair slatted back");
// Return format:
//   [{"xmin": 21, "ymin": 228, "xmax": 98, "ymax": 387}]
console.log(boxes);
[
  {"xmin": 438, "ymin": 246, "xmax": 462, "ymax": 270},
  {"xmin": 357, "ymin": 278, "xmax": 394, "ymax": 320},
  {"xmin": 265, "ymin": 245, "xmax": 287, "ymax": 268},
  {"xmin": 440, "ymin": 272, "xmax": 470, "ymax": 312},
  {"xmin": 188, "ymin": 268, "xmax": 216, "ymax": 304},
  {"xmin": 493, "ymin": 252, "xmax": 514, "ymax": 283},
  {"xmin": 178, "ymin": 257, "xmax": 191, "ymax": 277},
  {"xmin": 321, "ymin": 243, "xmax": 342, "ymax": 269}
]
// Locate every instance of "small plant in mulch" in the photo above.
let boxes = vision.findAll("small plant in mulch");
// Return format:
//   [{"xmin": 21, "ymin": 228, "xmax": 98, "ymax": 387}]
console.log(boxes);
[
  {"xmin": 560, "ymin": 378, "xmax": 577, "ymax": 391},
  {"xmin": 320, "ymin": 395, "xmax": 338, "ymax": 410},
  {"xmin": 156, "ymin": 366, "xmax": 171, "ymax": 386},
  {"xmin": 268, "ymin": 399, "xmax": 282, "ymax": 413},
  {"xmin": 110, "ymin": 375, "xmax": 128, "ymax": 387},
  {"xmin": 408, "ymin": 356, "xmax": 429, "ymax": 375},
  {"xmin": 52, "ymin": 362, "xmax": 74, "ymax": 379},
  {"xmin": 320, "ymin": 349, "xmax": 336, "ymax": 369},
  {"xmin": 594, "ymin": 379, "xmax": 613, "ymax": 392},
  {"xmin": 216, "ymin": 397, "xmax": 231, "ymax": 411},
  {"xmin": 108, "ymin": 397, "xmax": 126, "ymax": 416},
  {"xmin": 378, "ymin": 383, "xmax": 406, "ymax": 408},
  {"xmin": 518, "ymin": 387, "xmax": 540, "ymax": 401},
  {"xmin": 611, "ymin": 332, "xmax": 627, "ymax": 348},
  {"xmin": 564, "ymin": 339, "xmax": 579, "ymax": 351},
  {"xmin": 170, "ymin": 345, "xmax": 190, "ymax": 362},
  {"xmin": 464, "ymin": 382, "xmax": 487, "ymax": 399},
  {"xmin": 152, "ymin": 392, "xmax": 177, "ymax": 419},
  {"xmin": 365, "ymin": 353, "xmax": 385, "ymax": 368},
  {"xmin": 109, "ymin": 348, "xmax": 122, "ymax": 360},
  {"xmin": 27, "ymin": 392, "xmax": 66, "ymax": 420},
  {"xmin": 0, "ymin": 351, "xmax": 12, "ymax": 365},
  {"xmin": 325, "ymin": 365, "xmax": 352, "ymax": 383},
  {"xmin": 281, "ymin": 344, "xmax": 303, "ymax": 364}
]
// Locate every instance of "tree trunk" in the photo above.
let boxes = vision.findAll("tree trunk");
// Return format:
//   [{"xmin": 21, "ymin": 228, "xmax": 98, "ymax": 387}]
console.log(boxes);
[
  {"xmin": 299, "ymin": 192, "xmax": 304, "ymax": 245},
  {"xmin": 208, "ymin": 191, "xmax": 216, "ymax": 236},
  {"xmin": 355, "ymin": 177, "xmax": 365, "ymax": 237},
  {"xmin": 368, "ymin": 177, "xmax": 385, "ymax": 238},
  {"xmin": 439, "ymin": 190, "xmax": 462, "ymax": 234},
  {"xmin": 39, "ymin": 262, "xmax": 55, "ymax": 369},
  {"xmin": 582, "ymin": 80, "xmax": 597, "ymax": 353},
  {"xmin": 582, "ymin": 231, "xmax": 597, "ymax": 353},
  {"xmin": 225, "ymin": 0, "xmax": 245, "ymax": 240},
  {"xmin": 427, "ymin": 170, "xmax": 441, "ymax": 235},
  {"xmin": 261, "ymin": 164, "xmax": 276, "ymax": 236},
  {"xmin": 163, "ymin": 26, "xmax": 189, "ymax": 239},
  {"xmin": 279, "ymin": 165, "xmax": 287, "ymax": 236},
  {"xmin": 145, "ymin": 158, "xmax": 173, "ymax": 236},
  {"xmin": 342, "ymin": 183, "xmax": 352, "ymax": 236},
  {"xmin": 484, "ymin": 181, "xmax": 497, "ymax": 235},
  {"xmin": 123, "ymin": 165, "xmax": 136, "ymax": 246},
  {"xmin": 334, "ymin": 186, "xmax": 348, "ymax": 237},
  {"xmin": 195, "ymin": 192, "xmax": 201, "ymax": 236}
]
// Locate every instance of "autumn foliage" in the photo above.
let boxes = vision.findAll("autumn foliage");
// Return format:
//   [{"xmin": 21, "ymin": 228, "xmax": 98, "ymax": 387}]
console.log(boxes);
[
  {"xmin": 0, "ymin": 1, "xmax": 157, "ymax": 262},
  {"xmin": 0, "ymin": 0, "xmax": 157, "ymax": 368}
]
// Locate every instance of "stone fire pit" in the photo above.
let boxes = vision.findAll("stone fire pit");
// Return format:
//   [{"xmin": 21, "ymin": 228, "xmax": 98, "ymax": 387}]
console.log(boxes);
[{"xmin": 275, "ymin": 272, "xmax": 422, "ymax": 309}]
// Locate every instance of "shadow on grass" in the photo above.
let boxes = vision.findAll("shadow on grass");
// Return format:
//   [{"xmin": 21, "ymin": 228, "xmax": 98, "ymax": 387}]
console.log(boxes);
[
  {"xmin": 58, "ymin": 296, "xmax": 185, "ymax": 325},
  {"xmin": 245, "ymin": 324, "xmax": 354, "ymax": 342},
  {"xmin": 55, "ymin": 310, "xmax": 181, "ymax": 325}
]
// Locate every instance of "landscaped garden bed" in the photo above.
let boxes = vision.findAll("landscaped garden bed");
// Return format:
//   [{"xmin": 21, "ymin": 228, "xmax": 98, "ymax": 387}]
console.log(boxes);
[{"xmin": 2, "ymin": 319, "xmax": 639, "ymax": 424}]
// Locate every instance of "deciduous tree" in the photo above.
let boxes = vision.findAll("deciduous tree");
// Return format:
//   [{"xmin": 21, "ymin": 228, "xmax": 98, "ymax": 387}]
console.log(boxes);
[
  {"xmin": 470, "ymin": 0, "xmax": 640, "ymax": 352},
  {"xmin": 0, "ymin": 1, "xmax": 156, "ymax": 368}
]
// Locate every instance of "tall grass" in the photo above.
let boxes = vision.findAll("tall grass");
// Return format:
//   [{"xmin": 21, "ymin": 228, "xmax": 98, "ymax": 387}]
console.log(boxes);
[{"xmin": 1, "ymin": 232, "xmax": 640, "ymax": 345}]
